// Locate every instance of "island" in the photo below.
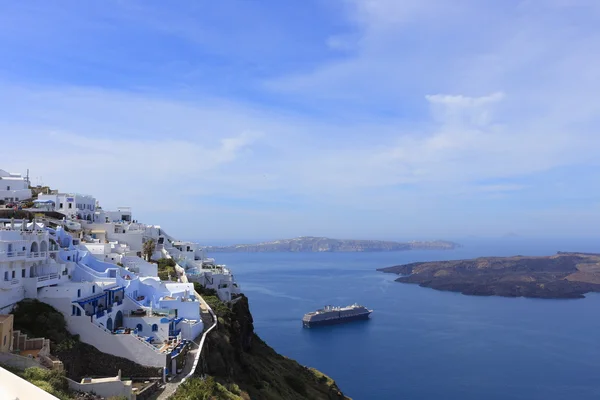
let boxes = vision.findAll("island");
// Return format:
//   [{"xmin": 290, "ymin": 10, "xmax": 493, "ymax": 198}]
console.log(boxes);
[
  {"xmin": 206, "ymin": 236, "xmax": 460, "ymax": 253},
  {"xmin": 377, "ymin": 252, "xmax": 600, "ymax": 299}
]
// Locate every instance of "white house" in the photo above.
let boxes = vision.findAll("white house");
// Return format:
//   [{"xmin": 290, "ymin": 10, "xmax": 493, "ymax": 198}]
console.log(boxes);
[
  {"xmin": 0, "ymin": 169, "xmax": 31, "ymax": 203},
  {"xmin": 0, "ymin": 219, "xmax": 68, "ymax": 313},
  {"xmin": 37, "ymin": 193, "xmax": 97, "ymax": 221}
]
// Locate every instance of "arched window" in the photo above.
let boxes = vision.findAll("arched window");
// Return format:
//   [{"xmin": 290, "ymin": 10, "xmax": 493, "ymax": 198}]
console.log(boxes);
[
  {"xmin": 136, "ymin": 324, "xmax": 143, "ymax": 332},
  {"xmin": 152, "ymin": 324, "xmax": 158, "ymax": 332}
]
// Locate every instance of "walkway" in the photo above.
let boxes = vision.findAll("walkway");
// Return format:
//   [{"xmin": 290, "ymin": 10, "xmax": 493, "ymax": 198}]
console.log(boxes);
[
  {"xmin": 155, "ymin": 294, "xmax": 217, "ymax": 400},
  {"xmin": 156, "ymin": 338, "xmax": 200, "ymax": 400}
]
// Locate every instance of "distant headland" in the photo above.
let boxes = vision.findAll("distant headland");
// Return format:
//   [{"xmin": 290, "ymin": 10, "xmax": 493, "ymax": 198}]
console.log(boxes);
[
  {"xmin": 205, "ymin": 236, "xmax": 460, "ymax": 253},
  {"xmin": 378, "ymin": 252, "xmax": 600, "ymax": 299}
]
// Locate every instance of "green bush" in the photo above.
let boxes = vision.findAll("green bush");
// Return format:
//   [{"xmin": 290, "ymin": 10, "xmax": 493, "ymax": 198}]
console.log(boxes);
[
  {"xmin": 23, "ymin": 367, "xmax": 72, "ymax": 399},
  {"xmin": 172, "ymin": 376, "xmax": 243, "ymax": 400},
  {"xmin": 11, "ymin": 299, "xmax": 74, "ymax": 345},
  {"xmin": 157, "ymin": 257, "xmax": 176, "ymax": 281}
]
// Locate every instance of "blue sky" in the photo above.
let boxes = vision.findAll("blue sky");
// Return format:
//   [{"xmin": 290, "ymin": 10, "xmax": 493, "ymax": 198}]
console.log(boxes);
[{"xmin": 1, "ymin": 0, "xmax": 599, "ymax": 241}]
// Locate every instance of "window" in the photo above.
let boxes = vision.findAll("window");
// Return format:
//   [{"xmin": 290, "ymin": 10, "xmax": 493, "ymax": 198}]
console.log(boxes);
[
  {"xmin": 59, "ymin": 203, "xmax": 63, "ymax": 209},
  {"xmin": 68, "ymin": 203, "xmax": 72, "ymax": 209},
  {"xmin": 3, "ymin": 335, "xmax": 5, "ymax": 346},
  {"xmin": 136, "ymin": 324, "xmax": 143, "ymax": 332},
  {"xmin": 77, "ymin": 289, "xmax": 81, "ymax": 297},
  {"xmin": 72, "ymin": 305, "xmax": 76, "ymax": 315},
  {"xmin": 6, "ymin": 186, "xmax": 9, "ymax": 190},
  {"xmin": 11, "ymin": 271, "xmax": 15, "ymax": 279},
  {"xmin": 21, "ymin": 269, "xmax": 25, "ymax": 278},
  {"xmin": 152, "ymin": 324, "xmax": 158, "ymax": 332},
  {"xmin": 92, "ymin": 286, "xmax": 95, "ymax": 293},
  {"xmin": 3, "ymin": 271, "xmax": 7, "ymax": 281},
  {"xmin": 15, "ymin": 198, "xmax": 18, "ymax": 201}
]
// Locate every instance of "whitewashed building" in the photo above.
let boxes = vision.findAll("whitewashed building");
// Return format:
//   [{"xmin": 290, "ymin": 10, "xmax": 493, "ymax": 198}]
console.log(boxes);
[
  {"xmin": 37, "ymin": 193, "xmax": 97, "ymax": 221},
  {"xmin": 0, "ymin": 219, "xmax": 68, "ymax": 313},
  {"xmin": 0, "ymin": 169, "xmax": 31, "ymax": 203}
]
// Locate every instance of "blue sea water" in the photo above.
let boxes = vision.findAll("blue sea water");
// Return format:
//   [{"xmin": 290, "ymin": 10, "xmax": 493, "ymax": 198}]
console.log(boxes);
[{"xmin": 208, "ymin": 238, "xmax": 600, "ymax": 400}]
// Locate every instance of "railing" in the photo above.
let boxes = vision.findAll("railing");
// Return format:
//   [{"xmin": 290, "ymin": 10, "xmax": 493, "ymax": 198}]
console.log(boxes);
[
  {"xmin": 27, "ymin": 251, "xmax": 47, "ymax": 259},
  {"xmin": 0, "ymin": 250, "xmax": 27, "ymax": 259},
  {"xmin": 3, "ymin": 278, "xmax": 20, "ymax": 285},
  {"xmin": 37, "ymin": 273, "xmax": 59, "ymax": 282}
]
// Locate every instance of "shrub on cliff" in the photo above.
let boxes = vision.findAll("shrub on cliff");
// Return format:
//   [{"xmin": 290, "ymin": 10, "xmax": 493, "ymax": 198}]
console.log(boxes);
[
  {"xmin": 157, "ymin": 257, "xmax": 176, "ymax": 281},
  {"xmin": 22, "ymin": 366, "xmax": 72, "ymax": 400},
  {"xmin": 172, "ymin": 376, "xmax": 245, "ymax": 400},
  {"xmin": 193, "ymin": 282, "xmax": 231, "ymax": 317},
  {"xmin": 11, "ymin": 299, "xmax": 73, "ymax": 345}
]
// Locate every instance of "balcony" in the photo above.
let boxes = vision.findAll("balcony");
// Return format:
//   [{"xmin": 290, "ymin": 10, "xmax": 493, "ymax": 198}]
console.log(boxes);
[
  {"xmin": 28, "ymin": 251, "xmax": 47, "ymax": 260},
  {"xmin": 0, "ymin": 250, "xmax": 26, "ymax": 261},
  {"xmin": 36, "ymin": 273, "xmax": 60, "ymax": 288}
]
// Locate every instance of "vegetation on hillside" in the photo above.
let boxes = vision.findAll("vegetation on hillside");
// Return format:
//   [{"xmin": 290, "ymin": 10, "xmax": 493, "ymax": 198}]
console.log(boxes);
[
  {"xmin": 3, "ymin": 365, "xmax": 73, "ymax": 400},
  {"xmin": 193, "ymin": 282, "xmax": 231, "ymax": 318},
  {"xmin": 157, "ymin": 257, "xmax": 176, "ymax": 280},
  {"xmin": 11, "ymin": 300, "xmax": 160, "ymax": 380},
  {"xmin": 171, "ymin": 376, "xmax": 247, "ymax": 400}
]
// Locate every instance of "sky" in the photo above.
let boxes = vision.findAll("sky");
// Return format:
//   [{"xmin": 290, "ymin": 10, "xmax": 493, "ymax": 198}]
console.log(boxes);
[{"xmin": 1, "ymin": 0, "xmax": 599, "ymax": 242}]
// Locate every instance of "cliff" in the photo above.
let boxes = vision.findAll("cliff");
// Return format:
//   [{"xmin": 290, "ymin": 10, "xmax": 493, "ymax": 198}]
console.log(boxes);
[
  {"xmin": 206, "ymin": 236, "xmax": 459, "ymax": 253},
  {"xmin": 183, "ymin": 294, "xmax": 351, "ymax": 400},
  {"xmin": 378, "ymin": 252, "xmax": 600, "ymax": 299}
]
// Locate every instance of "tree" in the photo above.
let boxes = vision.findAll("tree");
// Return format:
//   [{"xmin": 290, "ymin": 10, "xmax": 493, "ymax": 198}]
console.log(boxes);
[{"xmin": 143, "ymin": 239, "xmax": 156, "ymax": 261}]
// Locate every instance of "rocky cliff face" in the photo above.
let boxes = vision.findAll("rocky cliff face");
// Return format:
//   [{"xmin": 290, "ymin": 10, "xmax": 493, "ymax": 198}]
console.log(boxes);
[
  {"xmin": 206, "ymin": 236, "xmax": 459, "ymax": 253},
  {"xmin": 378, "ymin": 252, "xmax": 600, "ymax": 299},
  {"xmin": 198, "ymin": 295, "xmax": 351, "ymax": 400}
]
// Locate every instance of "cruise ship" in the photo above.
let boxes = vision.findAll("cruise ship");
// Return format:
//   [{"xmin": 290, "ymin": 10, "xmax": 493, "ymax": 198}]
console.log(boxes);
[{"xmin": 302, "ymin": 304, "xmax": 372, "ymax": 327}]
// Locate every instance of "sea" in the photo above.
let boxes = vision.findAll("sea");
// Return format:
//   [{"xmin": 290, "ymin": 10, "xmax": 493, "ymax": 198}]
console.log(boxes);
[{"xmin": 207, "ymin": 238, "xmax": 600, "ymax": 400}]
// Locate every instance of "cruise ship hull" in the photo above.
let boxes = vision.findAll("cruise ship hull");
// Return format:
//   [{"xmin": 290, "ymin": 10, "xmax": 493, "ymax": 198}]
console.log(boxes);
[{"xmin": 302, "ymin": 312, "xmax": 371, "ymax": 328}]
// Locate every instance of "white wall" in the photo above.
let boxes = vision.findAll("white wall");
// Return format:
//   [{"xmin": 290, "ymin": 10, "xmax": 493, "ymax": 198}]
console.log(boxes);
[
  {"xmin": 0, "ymin": 286, "xmax": 25, "ymax": 311},
  {"xmin": 109, "ymin": 232, "xmax": 143, "ymax": 252},
  {"xmin": 67, "ymin": 377, "xmax": 134, "ymax": 400},
  {"xmin": 122, "ymin": 315, "xmax": 170, "ymax": 342},
  {"xmin": 0, "ymin": 352, "xmax": 43, "ymax": 370},
  {"xmin": 0, "ymin": 366, "xmax": 59, "ymax": 400},
  {"xmin": 179, "ymin": 320, "xmax": 204, "ymax": 341},
  {"xmin": 158, "ymin": 299, "xmax": 199, "ymax": 320}
]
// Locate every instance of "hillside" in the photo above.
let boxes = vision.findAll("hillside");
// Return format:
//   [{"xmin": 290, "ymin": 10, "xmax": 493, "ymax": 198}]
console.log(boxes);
[
  {"xmin": 206, "ymin": 236, "xmax": 459, "ymax": 253},
  {"xmin": 378, "ymin": 252, "xmax": 600, "ymax": 299},
  {"xmin": 185, "ymin": 291, "xmax": 351, "ymax": 400}
]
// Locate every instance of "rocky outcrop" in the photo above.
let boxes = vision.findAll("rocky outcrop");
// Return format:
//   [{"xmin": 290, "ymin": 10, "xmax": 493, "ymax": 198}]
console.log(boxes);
[
  {"xmin": 378, "ymin": 252, "xmax": 600, "ymax": 299},
  {"xmin": 198, "ymin": 295, "xmax": 351, "ymax": 400},
  {"xmin": 206, "ymin": 236, "xmax": 459, "ymax": 253}
]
